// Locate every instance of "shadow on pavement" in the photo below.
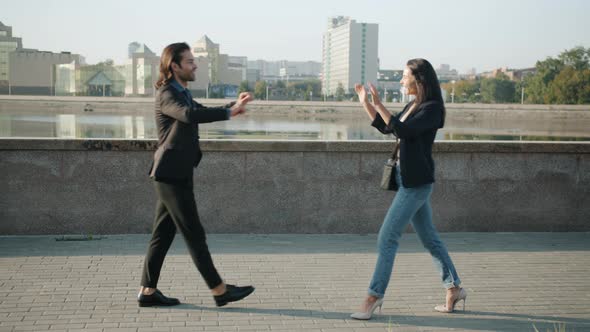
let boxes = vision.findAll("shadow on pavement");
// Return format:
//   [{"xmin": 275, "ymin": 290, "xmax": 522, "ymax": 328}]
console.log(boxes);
[
  {"xmin": 161, "ymin": 304, "xmax": 590, "ymax": 331},
  {"xmin": 1, "ymin": 233, "xmax": 589, "ymax": 257}
]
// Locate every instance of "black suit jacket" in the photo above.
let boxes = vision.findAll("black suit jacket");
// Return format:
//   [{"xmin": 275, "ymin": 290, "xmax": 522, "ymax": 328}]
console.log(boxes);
[
  {"xmin": 149, "ymin": 82, "xmax": 233, "ymax": 181},
  {"xmin": 372, "ymin": 100, "xmax": 444, "ymax": 188}
]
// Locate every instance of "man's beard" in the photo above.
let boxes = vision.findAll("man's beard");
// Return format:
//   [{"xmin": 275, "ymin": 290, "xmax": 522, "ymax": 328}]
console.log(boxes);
[{"xmin": 179, "ymin": 71, "xmax": 195, "ymax": 82}]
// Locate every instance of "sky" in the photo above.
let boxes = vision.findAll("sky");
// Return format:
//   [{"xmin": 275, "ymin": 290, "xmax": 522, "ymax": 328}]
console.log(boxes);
[{"xmin": 2, "ymin": 0, "xmax": 589, "ymax": 73}]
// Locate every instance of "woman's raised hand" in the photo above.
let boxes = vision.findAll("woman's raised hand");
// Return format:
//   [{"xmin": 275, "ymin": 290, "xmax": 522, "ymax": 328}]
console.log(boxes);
[{"xmin": 355, "ymin": 84, "xmax": 368, "ymax": 104}]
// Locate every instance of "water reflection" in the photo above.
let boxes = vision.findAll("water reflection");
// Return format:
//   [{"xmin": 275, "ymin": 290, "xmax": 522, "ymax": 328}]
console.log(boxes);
[
  {"xmin": 0, "ymin": 112, "xmax": 589, "ymax": 141},
  {"xmin": 0, "ymin": 114, "xmax": 151, "ymax": 139}
]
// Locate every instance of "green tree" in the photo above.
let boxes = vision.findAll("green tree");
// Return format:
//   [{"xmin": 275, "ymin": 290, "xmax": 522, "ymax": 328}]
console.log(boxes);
[
  {"xmin": 548, "ymin": 67, "xmax": 590, "ymax": 104},
  {"xmin": 385, "ymin": 91, "xmax": 393, "ymax": 103},
  {"xmin": 97, "ymin": 59, "xmax": 114, "ymax": 66},
  {"xmin": 275, "ymin": 80, "xmax": 286, "ymax": 89},
  {"xmin": 523, "ymin": 46, "xmax": 590, "ymax": 104},
  {"xmin": 558, "ymin": 46, "xmax": 590, "ymax": 71},
  {"xmin": 254, "ymin": 81, "xmax": 267, "ymax": 100},
  {"xmin": 208, "ymin": 85, "xmax": 225, "ymax": 98},
  {"xmin": 335, "ymin": 82, "xmax": 345, "ymax": 101},
  {"xmin": 515, "ymin": 79, "xmax": 526, "ymax": 104},
  {"xmin": 238, "ymin": 81, "xmax": 250, "ymax": 94},
  {"xmin": 524, "ymin": 57, "xmax": 564, "ymax": 103},
  {"xmin": 283, "ymin": 79, "xmax": 322, "ymax": 101},
  {"xmin": 479, "ymin": 73, "xmax": 516, "ymax": 103},
  {"xmin": 305, "ymin": 84, "xmax": 313, "ymax": 101},
  {"xmin": 441, "ymin": 80, "xmax": 481, "ymax": 103}
]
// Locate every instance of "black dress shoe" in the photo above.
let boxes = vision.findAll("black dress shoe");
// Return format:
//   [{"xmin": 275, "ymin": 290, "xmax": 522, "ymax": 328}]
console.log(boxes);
[
  {"xmin": 138, "ymin": 289, "xmax": 180, "ymax": 307},
  {"xmin": 213, "ymin": 284, "xmax": 255, "ymax": 307}
]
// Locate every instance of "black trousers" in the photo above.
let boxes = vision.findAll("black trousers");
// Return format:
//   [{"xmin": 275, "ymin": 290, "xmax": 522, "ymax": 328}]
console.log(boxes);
[{"xmin": 141, "ymin": 179, "xmax": 223, "ymax": 289}]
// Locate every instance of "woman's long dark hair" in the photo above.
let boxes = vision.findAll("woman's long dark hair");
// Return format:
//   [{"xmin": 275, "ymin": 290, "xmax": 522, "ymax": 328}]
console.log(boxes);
[
  {"xmin": 155, "ymin": 42, "xmax": 191, "ymax": 89},
  {"xmin": 407, "ymin": 58, "xmax": 446, "ymax": 127}
]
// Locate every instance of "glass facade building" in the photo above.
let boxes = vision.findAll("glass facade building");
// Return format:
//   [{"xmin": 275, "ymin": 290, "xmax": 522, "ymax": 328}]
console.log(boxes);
[{"xmin": 0, "ymin": 21, "xmax": 23, "ymax": 94}]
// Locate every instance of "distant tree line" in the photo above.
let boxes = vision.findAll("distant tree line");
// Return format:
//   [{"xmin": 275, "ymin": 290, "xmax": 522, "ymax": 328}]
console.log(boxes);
[
  {"xmin": 523, "ymin": 46, "xmax": 590, "ymax": 104},
  {"xmin": 238, "ymin": 47, "xmax": 590, "ymax": 104},
  {"xmin": 441, "ymin": 46, "xmax": 590, "ymax": 104},
  {"xmin": 239, "ymin": 79, "xmax": 322, "ymax": 101}
]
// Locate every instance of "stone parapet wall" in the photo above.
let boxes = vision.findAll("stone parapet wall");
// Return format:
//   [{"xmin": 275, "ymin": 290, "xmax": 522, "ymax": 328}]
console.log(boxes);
[{"xmin": 1, "ymin": 139, "xmax": 588, "ymax": 234}]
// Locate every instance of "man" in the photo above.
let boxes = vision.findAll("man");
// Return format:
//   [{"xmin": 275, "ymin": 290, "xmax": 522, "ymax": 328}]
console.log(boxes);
[{"xmin": 138, "ymin": 42, "xmax": 254, "ymax": 307}]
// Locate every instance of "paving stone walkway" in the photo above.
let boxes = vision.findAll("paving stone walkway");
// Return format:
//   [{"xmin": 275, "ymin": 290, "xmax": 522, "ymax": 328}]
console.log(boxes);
[{"xmin": 1, "ymin": 233, "xmax": 589, "ymax": 331}]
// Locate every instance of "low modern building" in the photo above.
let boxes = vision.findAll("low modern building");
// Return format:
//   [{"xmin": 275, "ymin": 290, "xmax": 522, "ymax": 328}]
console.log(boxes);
[
  {"xmin": 248, "ymin": 60, "xmax": 321, "ymax": 84},
  {"xmin": 192, "ymin": 35, "xmax": 240, "ymax": 96},
  {"xmin": 124, "ymin": 43, "xmax": 160, "ymax": 96},
  {"xmin": 0, "ymin": 21, "xmax": 23, "ymax": 94},
  {"xmin": 54, "ymin": 61, "xmax": 126, "ymax": 97},
  {"xmin": 187, "ymin": 56, "xmax": 210, "ymax": 96},
  {"xmin": 228, "ymin": 56, "xmax": 248, "ymax": 82},
  {"xmin": 436, "ymin": 64, "xmax": 459, "ymax": 83},
  {"xmin": 9, "ymin": 49, "xmax": 83, "ymax": 95},
  {"xmin": 193, "ymin": 35, "xmax": 222, "ymax": 84},
  {"xmin": 376, "ymin": 69, "xmax": 403, "ymax": 102},
  {"xmin": 246, "ymin": 68, "xmax": 260, "ymax": 83},
  {"xmin": 481, "ymin": 67, "xmax": 537, "ymax": 81}
]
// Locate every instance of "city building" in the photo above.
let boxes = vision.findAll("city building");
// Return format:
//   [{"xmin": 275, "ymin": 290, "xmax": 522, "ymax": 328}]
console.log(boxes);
[
  {"xmin": 246, "ymin": 68, "xmax": 260, "ymax": 83},
  {"xmin": 124, "ymin": 42, "xmax": 159, "ymax": 96},
  {"xmin": 248, "ymin": 59, "xmax": 280, "ymax": 78},
  {"xmin": 193, "ymin": 35, "xmax": 219, "ymax": 83},
  {"xmin": 9, "ymin": 49, "xmax": 83, "ymax": 95},
  {"xmin": 217, "ymin": 53, "xmax": 242, "ymax": 86},
  {"xmin": 376, "ymin": 69, "xmax": 403, "ymax": 102},
  {"xmin": 228, "ymin": 56, "xmax": 248, "ymax": 82},
  {"xmin": 481, "ymin": 67, "xmax": 537, "ymax": 81},
  {"xmin": 436, "ymin": 64, "xmax": 459, "ymax": 83},
  {"xmin": 187, "ymin": 56, "xmax": 210, "ymax": 96},
  {"xmin": 128, "ymin": 42, "xmax": 141, "ymax": 58},
  {"xmin": 247, "ymin": 60, "xmax": 321, "ymax": 83},
  {"xmin": 0, "ymin": 21, "xmax": 23, "ymax": 94},
  {"xmin": 192, "ymin": 35, "xmax": 241, "ymax": 96},
  {"xmin": 79, "ymin": 62, "xmax": 126, "ymax": 96},
  {"xmin": 321, "ymin": 16, "xmax": 378, "ymax": 96},
  {"xmin": 461, "ymin": 68, "xmax": 478, "ymax": 80},
  {"xmin": 278, "ymin": 61, "xmax": 321, "ymax": 82},
  {"xmin": 54, "ymin": 60, "xmax": 126, "ymax": 97}
]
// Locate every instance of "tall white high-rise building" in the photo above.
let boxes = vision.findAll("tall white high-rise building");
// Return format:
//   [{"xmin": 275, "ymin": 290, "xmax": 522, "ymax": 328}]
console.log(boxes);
[{"xmin": 322, "ymin": 16, "xmax": 378, "ymax": 96}]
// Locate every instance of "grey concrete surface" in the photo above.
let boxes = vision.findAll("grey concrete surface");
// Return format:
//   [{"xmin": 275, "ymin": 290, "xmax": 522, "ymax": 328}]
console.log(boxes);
[
  {"xmin": 0, "ymin": 140, "xmax": 589, "ymax": 234},
  {"xmin": 0, "ymin": 233, "xmax": 589, "ymax": 332},
  {"xmin": 2, "ymin": 95, "xmax": 590, "ymax": 116}
]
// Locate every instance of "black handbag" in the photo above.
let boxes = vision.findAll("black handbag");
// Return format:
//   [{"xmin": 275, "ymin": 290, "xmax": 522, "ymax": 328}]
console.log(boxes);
[{"xmin": 380, "ymin": 140, "xmax": 400, "ymax": 191}]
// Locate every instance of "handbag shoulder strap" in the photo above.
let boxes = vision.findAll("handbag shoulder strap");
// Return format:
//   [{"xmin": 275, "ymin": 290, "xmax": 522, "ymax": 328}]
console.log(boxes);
[{"xmin": 390, "ymin": 139, "xmax": 400, "ymax": 161}]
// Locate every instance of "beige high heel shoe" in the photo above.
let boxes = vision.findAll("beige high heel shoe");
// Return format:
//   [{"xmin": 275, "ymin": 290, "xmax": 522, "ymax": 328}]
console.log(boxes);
[
  {"xmin": 350, "ymin": 298, "xmax": 384, "ymax": 320},
  {"xmin": 434, "ymin": 287, "xmax": 467, "ymax": 313}
]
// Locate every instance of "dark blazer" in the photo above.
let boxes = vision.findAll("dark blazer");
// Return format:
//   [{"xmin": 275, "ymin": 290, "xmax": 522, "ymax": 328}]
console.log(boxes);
[
  {"xmin": 148, "ymin": 81, "xmax": 233, "ymax": 181},
  {"xmin": 372, "ymin": 100, "xmax": 444, "ymax": 188}
]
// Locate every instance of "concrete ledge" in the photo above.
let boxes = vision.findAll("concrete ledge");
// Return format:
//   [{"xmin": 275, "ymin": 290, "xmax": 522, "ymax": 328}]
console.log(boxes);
[
  {"xmin": 1, "ymin": 139, "xmax": 588, "ymax": 234},
  {"xmin": 2, "ymin": 94, "xmax": 590, "ymax": 111},
  {"xmin": 1, "ymin": 138, "xmax": 589, "ymax": 153}
]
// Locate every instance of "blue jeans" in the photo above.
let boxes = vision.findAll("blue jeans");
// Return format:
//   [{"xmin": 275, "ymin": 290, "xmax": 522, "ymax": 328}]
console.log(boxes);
[{"xmin": 368, "ymin": 165, "xmax": 460, "ymax": 298}]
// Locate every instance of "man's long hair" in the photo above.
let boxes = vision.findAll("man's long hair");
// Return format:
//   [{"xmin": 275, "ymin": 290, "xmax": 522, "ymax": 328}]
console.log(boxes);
[
  {"xmin": 155, "ymin": 42, "xmax": 191, "ymax": 89},
  {"xmin": 407, "ymin": 58, "xmax": 446, "ymax": 127}
]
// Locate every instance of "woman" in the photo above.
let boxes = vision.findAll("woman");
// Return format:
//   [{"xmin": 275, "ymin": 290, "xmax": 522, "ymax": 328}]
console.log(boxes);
[{"xmin": 350, "ymin": 58, "xmax": 466, "ymax": 320}]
